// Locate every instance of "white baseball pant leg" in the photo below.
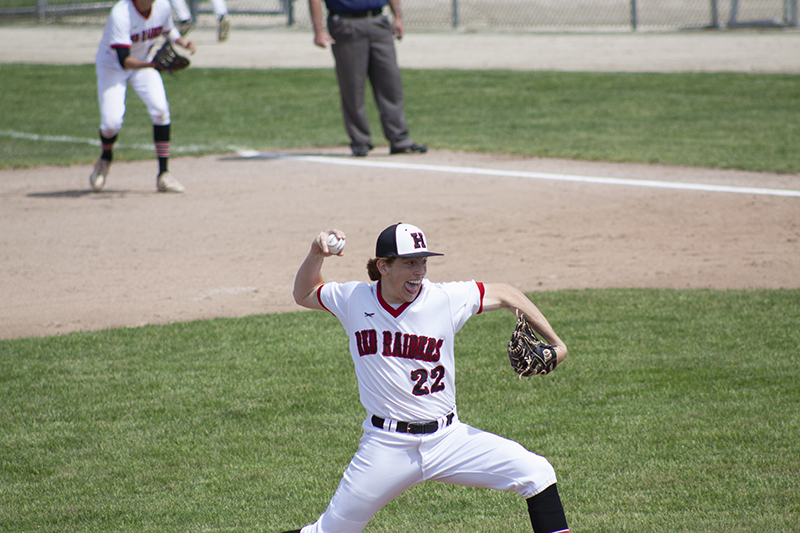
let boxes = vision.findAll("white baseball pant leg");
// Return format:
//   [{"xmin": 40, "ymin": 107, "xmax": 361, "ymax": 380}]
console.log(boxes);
[
  {"xmin": 300, "ymin": 419, "xmax": 557, "ymax": 533},
  {"xmin": 209, "ymin": 0, "xmax": 228, "ymax": 17},
  {"xmin": 97, "ymin": 66, "xmax": 131, "ymax": 138},
  {"xmin": 168, "ymin": 0, "xmax": 192, "ymax": 21},
  {"xmin": 128, "ymin": 68, "xmax": 171, "ymax": 126},
  {"xmin": 97, "ymin": 66, "xmax": 170, "ymax": 138}
]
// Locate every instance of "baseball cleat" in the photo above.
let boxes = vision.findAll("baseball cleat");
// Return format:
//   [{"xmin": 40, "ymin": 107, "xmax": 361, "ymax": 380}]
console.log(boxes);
[
  {"xmin": 177, "ymin": 19, "xmax": 195, "ymax": 36},
  {"xmin": 89, "ymin": 157, "xmax": 110, "ymax": 192},
  {"xmin": 218, "ymin": 16, "xmax": 230, "ymax": 42},
  {"xmin": 390, "ymin": 143, "xmax": 427, "ymax": 155},
  {"xmin": 157, "ymin": 172, "xmax": 185, "ymax": 193}
]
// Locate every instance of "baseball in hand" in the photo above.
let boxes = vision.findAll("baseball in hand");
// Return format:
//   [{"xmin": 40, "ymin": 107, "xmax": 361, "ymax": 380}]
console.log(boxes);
[{"xmin": 327, "ymin": 234, "xmax": 345, "ymax": 254}]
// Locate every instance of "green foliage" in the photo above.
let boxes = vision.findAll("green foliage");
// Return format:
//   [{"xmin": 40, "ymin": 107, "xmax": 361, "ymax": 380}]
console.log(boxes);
[
  {"xmin": 2, "ymin": 65, "xmax": 800, "ymax": 173},
  {"xmin": 1, "ymin": 289, "xmax": 798, "ymax": 532}
]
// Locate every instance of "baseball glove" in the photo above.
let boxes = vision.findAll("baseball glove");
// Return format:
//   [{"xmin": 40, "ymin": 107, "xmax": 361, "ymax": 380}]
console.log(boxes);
[
  {"xmin": 153, "ymin": 41, "xmax": 190, "ymax": 73},
  {"xmin": 507, "ymin": 313, "xmax": 558, "ymax": 378}
]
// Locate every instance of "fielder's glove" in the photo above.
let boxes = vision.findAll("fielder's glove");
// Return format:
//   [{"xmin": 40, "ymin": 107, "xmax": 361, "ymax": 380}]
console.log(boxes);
[
  {"xmin": 507, "ymin": 313, "xmax": 558, "ymax": 378},
  {"xmin": 153, "ymin": 41, "xmax": 190, "ymax": 73}
]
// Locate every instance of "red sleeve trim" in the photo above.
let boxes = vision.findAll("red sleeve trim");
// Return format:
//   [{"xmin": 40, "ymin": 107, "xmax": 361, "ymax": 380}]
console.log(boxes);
[
  {"xmin": 316, "ymin": 284, "xmax": 333, "ymax": 315},
  {"xmin": 111, "ymin": 44, "xmax": 131, "ymax": 49},
  {"xmin": 476, "ymin": 281, "xmax": 485, "ymax": 314}
]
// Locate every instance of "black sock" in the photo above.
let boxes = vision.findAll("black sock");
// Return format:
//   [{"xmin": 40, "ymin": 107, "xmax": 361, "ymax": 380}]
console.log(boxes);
[
  {"xmin": 100, "ymin": 131, "xmax": 117, "ymax": 162},
  {"xmin": 527, "ymin": 484, "xmax": 569, "ymax": 533},
  {"xmin": 153, "ymin": 124, "xmax": 170, "ymax": 174}
]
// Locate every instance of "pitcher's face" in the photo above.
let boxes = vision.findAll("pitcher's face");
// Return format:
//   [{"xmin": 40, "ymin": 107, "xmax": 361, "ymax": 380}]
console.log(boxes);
[{"xmin": 379, "ymin": 257, "xmax": 428, "ymax": 304}]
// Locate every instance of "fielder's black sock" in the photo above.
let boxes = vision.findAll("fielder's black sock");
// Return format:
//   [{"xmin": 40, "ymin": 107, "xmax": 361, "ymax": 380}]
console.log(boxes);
[
  {"xmin": 100, "ymin": 131, "xmax": 117, "ymax": 162},
  {"xmin": 527, "ymin": 484, "xmax": 569, "ymax": 533},
  {"xmin": 154, "ymin": 124, "xmax": 170, "ymax": 174}
]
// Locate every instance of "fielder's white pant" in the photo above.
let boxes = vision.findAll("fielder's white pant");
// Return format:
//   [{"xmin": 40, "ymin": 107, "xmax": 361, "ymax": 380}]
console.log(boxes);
[
  {"xmin": 96, "ymin": 65, "xmax": 170, "ymax": 139},
  {"xmin": 168, "ymin": 0, "xmax": 191, "ymax": 21},
  {"xmin": 209, "ymin": 0, "xmax": 228, "ymax": 18},
  {"xmin": 170, "ymin": 0, "xmax": 228, "ymax": 19},
  {"xmin": 300, "ymin": 416, "xmax": 558, "ymax": 533}
]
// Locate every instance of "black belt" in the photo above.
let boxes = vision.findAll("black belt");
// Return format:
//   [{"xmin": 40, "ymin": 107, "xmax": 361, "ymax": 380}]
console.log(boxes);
[
  {"xmin": 330, "ymin": 8, "xmax": 383, "ymax": 18},
  {"xmin": 372, "ymin": 413, "xmax": 454, "ymax": 434}
]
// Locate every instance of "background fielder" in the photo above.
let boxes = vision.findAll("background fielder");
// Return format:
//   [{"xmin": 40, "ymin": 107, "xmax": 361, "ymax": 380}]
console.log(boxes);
[
  {"xmin": 91, "ymin": 0, "xmax": 195, "ymax": 193},
  {"xmin": 287, "ymin": 223, "xmax": 570, "ymax": 533}
]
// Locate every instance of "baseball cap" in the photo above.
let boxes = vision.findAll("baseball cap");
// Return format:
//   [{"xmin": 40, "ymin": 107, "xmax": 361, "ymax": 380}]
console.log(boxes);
[{"xmin": 376, "ymin": 223, "xmax": 444, "ymax": 258}]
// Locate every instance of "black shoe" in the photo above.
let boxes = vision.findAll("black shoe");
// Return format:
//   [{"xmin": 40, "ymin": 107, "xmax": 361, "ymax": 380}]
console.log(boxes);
[
  {"xmin": 280, "ymin": 530, "xmax": 301, "ymax": 533},
  {"xmin": 351, "ymin": 143, "xmax": 373, "ymax": 157},
  {"xmin": 390, "ymin": 143, "xmax": 427, "ymax": 155}
]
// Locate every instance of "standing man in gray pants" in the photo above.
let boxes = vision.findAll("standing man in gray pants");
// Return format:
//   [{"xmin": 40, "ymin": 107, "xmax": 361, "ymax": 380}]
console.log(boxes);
[{"xmin": 309, "ymin": 0, "xmax": 427, "ymax": 157}]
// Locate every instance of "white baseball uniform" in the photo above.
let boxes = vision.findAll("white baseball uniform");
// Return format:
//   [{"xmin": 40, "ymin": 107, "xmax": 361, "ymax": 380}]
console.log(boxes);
[
  {"xmin": 95, "ymin": 0, "xmax": 179, "ymax": 137},
  {"xmin": 300, "ymin": 278, "xmax": 558, "ymax": 533}
]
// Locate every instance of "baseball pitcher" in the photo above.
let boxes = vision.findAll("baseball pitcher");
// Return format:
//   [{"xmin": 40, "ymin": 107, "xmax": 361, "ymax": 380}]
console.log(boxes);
[{"xmin": 287, "ymin": 223, "xmax": 570, "ymax": 533}]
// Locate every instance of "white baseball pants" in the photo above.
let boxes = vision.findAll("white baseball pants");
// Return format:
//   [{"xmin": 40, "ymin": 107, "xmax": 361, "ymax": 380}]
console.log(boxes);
[
  {"xmin": 96, "ymin": 65, "xmax": 170, "ymax": 138},
  {"xmin": 170, "ymin": 0, "xmax": 227, "ymax": 19},
  {"xmin": 168, "ymin": 0, "xmax": 192, "ymax": 21},
  {"xmin": 300, "ymin": 417, "xmax": 558, "ymax": 533}
]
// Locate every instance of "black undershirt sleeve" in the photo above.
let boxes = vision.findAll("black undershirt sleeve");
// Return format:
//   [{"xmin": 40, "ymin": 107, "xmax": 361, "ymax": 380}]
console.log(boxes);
[{"xmin": 115, "ymin": 47, "xmax": 130, "ymax": 69}]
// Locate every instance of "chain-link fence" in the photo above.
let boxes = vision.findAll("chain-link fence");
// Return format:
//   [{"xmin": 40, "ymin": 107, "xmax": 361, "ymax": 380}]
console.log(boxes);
[
  {"xmin": 298, "ymin": 0, "xmax": 798, "ymax": 30},
  {"xmin": 2, "ymin": 0, "xmax": 797, "ymax": 31}
]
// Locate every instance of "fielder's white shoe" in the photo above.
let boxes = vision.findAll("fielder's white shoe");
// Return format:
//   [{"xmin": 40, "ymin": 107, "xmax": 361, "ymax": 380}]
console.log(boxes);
[
  {"xmin": 89, "ymin": 157, "xmax": 110, "ymax": 192},
  {"xmin": 157, "ymin": 172, "xmax": 185, "ymax": 193},
  {"xmin": 177, "ymin": 19, "xmax": 195, "ymax": 36},
  {"xmin": 218, "ymin": 16, "xmax": 230, "ymax": 42}
]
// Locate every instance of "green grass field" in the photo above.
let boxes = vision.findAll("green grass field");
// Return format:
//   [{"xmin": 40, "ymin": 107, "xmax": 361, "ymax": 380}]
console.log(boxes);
[
  {"xmin": 1, "ymin": 64, "xmax": 800, "ymax": 173},
  {"xmin": 1, "ymin": 290, "xmax": 799, "ymax": 532},
  {"xmin": 2, "ymin": 61, "xmax": 799, "ymax": 531}
]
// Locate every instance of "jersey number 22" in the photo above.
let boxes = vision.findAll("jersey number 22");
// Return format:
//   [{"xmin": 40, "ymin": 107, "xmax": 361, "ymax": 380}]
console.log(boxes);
[{"xmin": 410, "ymin": 365, "xmax": 445, "ymax": 396}]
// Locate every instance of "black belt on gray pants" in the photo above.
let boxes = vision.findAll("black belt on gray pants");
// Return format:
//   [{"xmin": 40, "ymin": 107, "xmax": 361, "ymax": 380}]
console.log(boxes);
[
  {"xmin": 372, "ymin": 413, "xmax": 454, "ymax": 434},
  {"xmin": 330, "ymin": 8, "xmax": 383, "ymax": 18}
]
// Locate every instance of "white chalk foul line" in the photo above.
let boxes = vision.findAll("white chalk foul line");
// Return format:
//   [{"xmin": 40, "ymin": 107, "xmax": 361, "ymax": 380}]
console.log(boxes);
[
  {"xmin": 7, "ymin": 129, "xmax": 798, "ymax": 198},
  {"xmin": 276, "ymin": 154, "xmax": 800, "ymax": 198},
  {"xmin": 0, "ymin": 130, "xmax": 234, "ymax": 153}
]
